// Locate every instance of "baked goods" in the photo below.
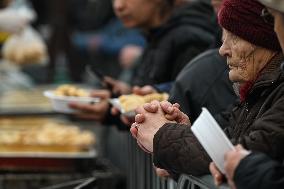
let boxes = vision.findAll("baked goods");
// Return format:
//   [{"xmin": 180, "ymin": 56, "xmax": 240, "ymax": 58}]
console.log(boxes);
[
  {"xmin": 142, "ymin": 93, "xmax": 169, "ymax": 103},
  {"xmin": 119, "ymin": 93, "xmax": 169, "ymax": 112},
  {"xmin": 119, "ymin": 94, "xmax": 145, "ymax": 112},
  {"xmin": 0, "ymin": 122, "xmax": 95, "ymax": 152},
  {"xmin": 54, "ymin": 85, "xmax": 89, "ymax": 97},
  {"xmin": 2, "ymin": 27, "xmax": 48, "ymax": 65}
]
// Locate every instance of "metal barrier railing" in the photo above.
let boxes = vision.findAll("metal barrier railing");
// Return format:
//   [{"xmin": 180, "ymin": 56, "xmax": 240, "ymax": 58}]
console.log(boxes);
[
  {"xmin": 126, "ymin": 134, "xmax": 230, "ymax": 189},
  {"xmin": 177, "ymin": 175, "xmax": 211, "ymax": 189},
  {"xmin": 127, "ymin": 134, "xmax": 176, "ymax": 189}
]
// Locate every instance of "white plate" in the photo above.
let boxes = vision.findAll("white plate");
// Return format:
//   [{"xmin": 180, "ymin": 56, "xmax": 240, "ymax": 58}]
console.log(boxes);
[{"xmin": 44, "ymin": 91, "xmax": 100, "ymax": 114}]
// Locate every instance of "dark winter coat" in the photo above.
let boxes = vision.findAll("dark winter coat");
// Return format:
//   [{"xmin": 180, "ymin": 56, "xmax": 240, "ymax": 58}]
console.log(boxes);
[
  {"xmin": 132, "ymin": 0, "xmax": 217, "ymax": 86},
  {"xmin": 234, "ymin": 153, "xmax": 284, "ymax": 189},
  {"xmin": 153, "ymin": 53, "xmax": 284, "ymax": 176}
]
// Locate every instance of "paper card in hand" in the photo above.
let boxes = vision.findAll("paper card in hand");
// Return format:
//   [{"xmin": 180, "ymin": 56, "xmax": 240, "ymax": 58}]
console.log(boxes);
[{"xmin": 191, "ymin": 108, "xmax": 234, "ymax": 174}]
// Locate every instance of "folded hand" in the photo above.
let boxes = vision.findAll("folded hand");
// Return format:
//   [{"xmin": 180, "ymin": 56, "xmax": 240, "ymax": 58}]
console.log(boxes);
[{"xmin": 130, "ymin": 100, "xmax": 176, "ymax": 153}]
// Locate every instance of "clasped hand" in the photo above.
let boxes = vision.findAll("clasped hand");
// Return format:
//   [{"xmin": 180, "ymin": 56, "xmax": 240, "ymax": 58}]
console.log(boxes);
[{"xmin": 130, "ymin": 100, "xmax": 190, "ymax": 153}]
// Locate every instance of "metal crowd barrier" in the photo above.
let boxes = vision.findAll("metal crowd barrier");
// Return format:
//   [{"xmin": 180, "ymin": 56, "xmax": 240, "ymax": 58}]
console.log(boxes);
[
  {"xmin": 127, "ymin": 134, "xmax": 176, "ymax": 189},
  {"xmin": 126, "ymin": 134, "xmax": 230, "ymax": 189}
]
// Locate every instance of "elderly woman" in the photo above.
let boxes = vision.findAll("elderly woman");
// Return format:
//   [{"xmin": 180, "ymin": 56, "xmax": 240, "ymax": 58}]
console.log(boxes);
[
  {"xmin": 210, "ymin": 0, "xmax": 284, "ymax": 188},
  {"xmin": 131, "ymin": 0, "xmax": 284, "ymax": 178}
]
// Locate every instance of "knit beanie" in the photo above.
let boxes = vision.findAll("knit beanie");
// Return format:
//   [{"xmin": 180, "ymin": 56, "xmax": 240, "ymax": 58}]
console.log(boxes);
[{"xmin": 218, "ymin": 0, "xmax": 281, "ymax": 51}]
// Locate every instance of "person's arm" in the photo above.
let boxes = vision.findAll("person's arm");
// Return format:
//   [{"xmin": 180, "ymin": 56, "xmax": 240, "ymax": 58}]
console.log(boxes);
[
  {"xmin": 131, "ymin": 101, "xmax": 210, "ymax": 176},
  {"xmin": 153, "ymin": 123, "xmax": 211, "ymax": 176},
  {"xmin": 236, "ymin": 97, "xmax": 284, "ymax": 160},
  {"xmin": 97, "ymin": 20, "xmax": 145, "ymax": 55},
  {"xmin": 234, "ymin": 153, "xmax": 284, "ymax": 189}
]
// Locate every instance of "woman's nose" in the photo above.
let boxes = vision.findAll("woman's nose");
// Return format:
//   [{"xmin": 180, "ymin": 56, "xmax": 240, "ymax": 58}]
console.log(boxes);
[
  {"xmin": 219, "ymin": 43, "xmax": 231, "ymax": 57},
  {"xmin": 113, "ymin": 0, "xmax": 124, "ymax": 12}
]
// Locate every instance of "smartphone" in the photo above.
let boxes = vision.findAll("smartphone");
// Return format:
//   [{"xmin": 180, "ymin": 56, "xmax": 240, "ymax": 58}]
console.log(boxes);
[
  {"xmin": 86, "ymin": 65, "xmax": 119, "ymax": 98},
  {"xmin": 86, "ymin": 65, "xmax": 105, "ymax": 82}
]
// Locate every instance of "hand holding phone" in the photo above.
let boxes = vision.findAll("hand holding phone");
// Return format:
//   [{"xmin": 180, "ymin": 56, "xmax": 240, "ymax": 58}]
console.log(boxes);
[{"xmin": 86, "ymin": 65, "xmax": 120, "ymax": 98}]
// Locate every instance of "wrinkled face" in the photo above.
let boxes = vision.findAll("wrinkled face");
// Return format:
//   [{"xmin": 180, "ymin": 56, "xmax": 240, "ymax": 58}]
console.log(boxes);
[
  {"xmin": 113, "ymin": 0, "xmax": 166, "ymax": 29},
  {"xmin": 269, "ymin": 9, "xmax": 284, "ymax": 52},
  {"xmin": 219, "ymin": 29, "xmax": 274, "ymax": 83}
]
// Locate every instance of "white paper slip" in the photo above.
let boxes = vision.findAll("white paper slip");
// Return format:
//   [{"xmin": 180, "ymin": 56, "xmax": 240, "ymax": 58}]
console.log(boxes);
[{"xmin": 191, "ymin": 107, "xmax": 234, "ymax": 174}]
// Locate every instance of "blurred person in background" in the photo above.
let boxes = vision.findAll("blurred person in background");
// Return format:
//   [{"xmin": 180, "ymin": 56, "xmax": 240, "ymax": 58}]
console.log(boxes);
[
  {"xmin": 72, "ymin": 17, "xmax": 145, "ymax": 80},
  {"xmin": 210, "ymin": 0, "xmax": 284, "ymax": 188},
  {"xmin": 69, "ymin": 0, "xmax": 217, "ymax": 124},
  {"xmin": 130, "ymin": 0, "xmax": 284, "ymax": 180},
  {"xmin": 31, "ymin": 0, "xmax": 124, "ymax": 82},
  {"xmin": 167, "ymin": 0, "xmax": 237, "ymax": 123},
  {"xmin": 70, "ymin": 0, "xmax": 145, "ymax": 81}
]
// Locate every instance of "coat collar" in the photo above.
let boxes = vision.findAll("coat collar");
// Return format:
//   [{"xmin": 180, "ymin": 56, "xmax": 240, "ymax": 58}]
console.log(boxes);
[{"xmin": 242, "ymin": 53, "xmax": 284, "ymax": 102}]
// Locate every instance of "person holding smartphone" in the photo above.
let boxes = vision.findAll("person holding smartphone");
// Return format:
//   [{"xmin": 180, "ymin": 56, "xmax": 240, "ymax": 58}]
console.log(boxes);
[{"xmin": 69, "ymin": 0, "xmax": 217, "ymax": 123}]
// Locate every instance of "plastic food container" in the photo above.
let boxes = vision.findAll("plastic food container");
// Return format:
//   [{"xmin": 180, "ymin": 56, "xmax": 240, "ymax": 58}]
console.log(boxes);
[{"xmin": 44, "ymin": 91, "xmax": 100, "ymax": 114}]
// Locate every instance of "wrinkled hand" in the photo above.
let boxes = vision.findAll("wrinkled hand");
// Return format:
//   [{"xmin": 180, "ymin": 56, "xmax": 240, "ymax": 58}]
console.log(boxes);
[
  {"xmin": 130, "ymin": 100, "xmax": 176, "ymax": 153},
  {"xmin": 160, "ymin": 101, "xmax": 190, "ymax": 124},
  {"xmin": 224, "ymin": 145, "xmax": 250, "ymax": 189},
  {"xmin": 69, "ymin": 89, "xmax": 110, "ymax": 121},
  {"xmin": 209, "ymin": 145, "xmax": 250, "ymax": 189},
  {"xmin": 104, "ymin": 76, "xmax": 131, "ymax": 95},
  {"xmin": 135, "ymin": 101, "xmax": 190, "ymax": 125},
  {"xmin": 132, "ymin": 85, "xmax": 157, "ymax": 95},
  {"xmin": 209, "ymin": 162, "xmax": 224, "ymax": 186}
]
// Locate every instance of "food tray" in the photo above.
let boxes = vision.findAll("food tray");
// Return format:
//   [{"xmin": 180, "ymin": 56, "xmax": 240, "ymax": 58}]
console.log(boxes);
[
  {"xmin": 0, "ymin": 149, "xmax": 97, "ymax": 172},
  {"xmin": 0, "ymin": 89, "xmax": 53, "ymax": 115},
  {"xmin": 0, "ymin": 149, "xmax": 97, "ymax": 159}
]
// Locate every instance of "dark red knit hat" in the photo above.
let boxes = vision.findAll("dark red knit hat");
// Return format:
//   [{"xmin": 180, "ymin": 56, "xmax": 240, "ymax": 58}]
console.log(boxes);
[{"xmin": 218, "ymin": 0, "xmax": 281, "ymax": 51}]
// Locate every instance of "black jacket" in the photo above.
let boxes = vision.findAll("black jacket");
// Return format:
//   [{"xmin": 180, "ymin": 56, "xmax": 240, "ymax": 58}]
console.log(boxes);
[
  {"xmin": 153, "ymin": 53, "xmax": 284, "ymax": 176},
  {"xmin": 169, "ymin": 49, "xmax": 237, "ymax": 122},
  {"xmin": 234, "ymin": 153, "xmax": 284, "ymax": 189},
  {"xmin": 132, "ymin": 1, "xmax": 217, "ymax": 86}
]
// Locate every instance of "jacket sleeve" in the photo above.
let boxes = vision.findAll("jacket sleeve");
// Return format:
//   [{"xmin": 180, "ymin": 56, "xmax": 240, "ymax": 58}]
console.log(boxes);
[
  {"xmin": 234, "ymin": 153, "xmax": 284, "ymax": 189},
  {"xmin": 237, "ymin": 97, "xmax": 284, "ymax": 160},
  {"xmin": 153, "ymin": 123, "xmax": 211, "ymax": 176}
]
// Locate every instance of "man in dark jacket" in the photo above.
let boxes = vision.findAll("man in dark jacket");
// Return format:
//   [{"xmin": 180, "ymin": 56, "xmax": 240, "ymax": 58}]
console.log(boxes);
[
  {"xmin": 169, "ymin": 49, "xmax": 237, "ymax": 122},
  {"xmin": 132, "ymin": 0, "xmax": 217, "ymax": 86},
  {"xmin": 131, "ymin": 0, "xmax": 284, "ymax": 179}
]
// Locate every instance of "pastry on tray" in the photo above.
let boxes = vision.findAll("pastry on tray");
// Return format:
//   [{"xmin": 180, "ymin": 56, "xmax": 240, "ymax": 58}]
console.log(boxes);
[{"xmin": 0, "ymin": 122, "xmax": 95, "ymax": 153}]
